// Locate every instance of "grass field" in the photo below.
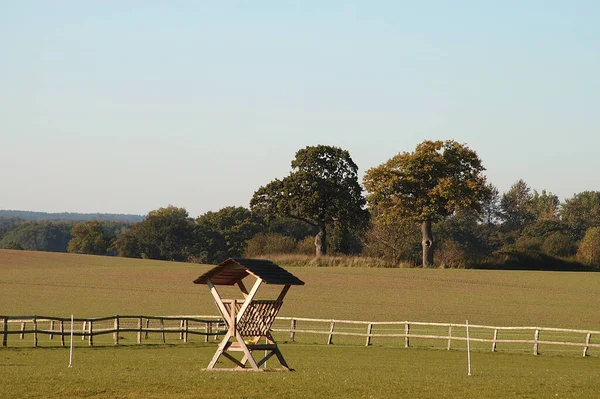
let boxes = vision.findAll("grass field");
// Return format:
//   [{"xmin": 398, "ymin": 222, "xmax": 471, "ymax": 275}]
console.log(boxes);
[{"xmin": 1, "ymin": 249, "xmax": 599, "ymax": 398}]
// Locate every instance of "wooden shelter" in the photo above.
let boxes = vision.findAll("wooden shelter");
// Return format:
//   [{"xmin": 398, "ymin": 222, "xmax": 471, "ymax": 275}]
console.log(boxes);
[{"xmin": 194, "ymin": 258, "xmax": 304, "ymax": 371}]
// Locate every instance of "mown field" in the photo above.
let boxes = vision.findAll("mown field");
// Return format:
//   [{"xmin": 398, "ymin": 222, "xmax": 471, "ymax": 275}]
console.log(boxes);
[{"xmin": 1, "ymin": 250, "xmax": 599, "ymax": 398}]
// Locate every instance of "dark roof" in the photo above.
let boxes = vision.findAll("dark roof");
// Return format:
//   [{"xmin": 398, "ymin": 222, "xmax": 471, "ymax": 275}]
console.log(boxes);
[{"xmin": 193, "ymin": 258, "xmax": 305, "ymax": 286}]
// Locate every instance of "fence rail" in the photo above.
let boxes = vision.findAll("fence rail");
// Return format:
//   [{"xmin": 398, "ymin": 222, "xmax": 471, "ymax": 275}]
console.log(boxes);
[
  {"xmin": 1, "ymin": 315, "xmax": 224, "ymax": 348},
  {"xmin": 272, "ymin": 317, "xmax": 600, "ymax": 357},
  {"xmin": 2, "ymin": 315, "xmax": 599, "ymax": 357}
]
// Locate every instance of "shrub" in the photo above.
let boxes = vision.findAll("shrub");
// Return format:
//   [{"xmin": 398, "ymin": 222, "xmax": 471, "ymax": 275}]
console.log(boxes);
[
  {"xmin": 542, "ymin": 232, "xmax": 576, "ymax": 257},
  {"xmin": 3, "ymin": 241, "xmax": 24, "ymax": 250},
  {"xmin": 514, "ymin": 236, "xmax": 543, "ymax": 252},
  {"xmin": 257, "ymin": 253, "xmax": 399, "ymax": 268},
  {"xmin": 577, "ymin": 227, "xmax": 600, "ymax": 266},
  {"xmin": 295, "ymin": 237, "xmax": 315, "ymax": 255},
  {"xmin": 436, "ymin": 240, "xmax": 469, "ymax": 268},
  {"xmin": 245, "ymin": 233, "xmax": 297, "ymax": 257}
]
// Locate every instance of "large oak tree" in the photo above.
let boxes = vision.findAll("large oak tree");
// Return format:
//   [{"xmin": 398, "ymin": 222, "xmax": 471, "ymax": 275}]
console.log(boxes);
[
  {"xmin": 363, "ymin": 140, "xmax": 490, "ymax": 266},
  {"xmin": 250, "ymin": 145, "xmax": 369, "ymax": 256}
]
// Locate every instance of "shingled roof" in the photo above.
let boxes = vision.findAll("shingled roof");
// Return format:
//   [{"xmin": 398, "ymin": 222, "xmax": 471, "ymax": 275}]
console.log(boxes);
[{"xmin": 193, "ymin": 258, "xmax": 305, "ymax": 286}]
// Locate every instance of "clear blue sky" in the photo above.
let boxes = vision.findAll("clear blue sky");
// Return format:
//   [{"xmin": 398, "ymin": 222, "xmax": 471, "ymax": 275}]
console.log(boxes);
[{"xmin": 1, "ymin": 1, "xmax": 599, "ymax": 217}]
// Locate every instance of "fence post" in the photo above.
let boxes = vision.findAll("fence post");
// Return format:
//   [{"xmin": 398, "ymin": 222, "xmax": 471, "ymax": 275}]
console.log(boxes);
[
  {"xmin": 20, "ymin": 322, "xmax": 25, "ymax": 339},
  {"xmin": 327, "ymin": 321, "xmax": 335, "ymax": 345},
  {"xmin": 33, "ymin": 317, "xmax": 38, "ymax": 348},
  {"xmin": 82, "ymin": 321, "xmax": 87, "ymax": 341},
  {"xmin": 447, "ymin": 325, "xmax": 452, "ymax": 350},
  {"xmin": 365, "ymin": 323, "xmax": 373, "ymax": 346},
  {"xmin": 50, "ymin": 320, "xmax": 55, "ymax": 340},
  {"xmin": 184, "ymin": 319, "xmax": 188, "ymax": 343},
  {"xmin": 145, "ymin": 319, "xmax": 150, "ymax": 339},
  {"xmin": 492, "ymin": 329, "xmax": 498, "ymax": 352},
  {"xmin": 114, "ymin": 316, "xmax": 119, "ymax": 345},
  {"xmin": 137, "ymin": 317, "xmax": 142, "ymax": 344},
  {"xmin": 290, "ymin": 318, "xmax": 297, "ymax": 342},
  {"xmin": 533, "ymin": 329, "xmax": 539, "ymax": 355},
  {"xmin": 60, "ymin": 320, "xmax": 65, "ymax": 347},
  {"xmin": 179, "ymin": 320, "xmax": 184, "ymax": 340},
  {"xmin": 404, "ymin": 323, "xmax": 410, "ymax": 348},
  {"xmin": 88, "ymin": 320, "xmax": 93, "ymax": 346},
  {"xmin": 205, "ymin": 322, "xmax": 210, "ymax": 343},
  {"xmin": 160, "ymin": 318, "xmax": 166, "ymax": 344},
  {"xmin": 583, "ymin": 332, "xmax": 591, "ymax": 357},
  {"xmin": 2, "ymin": 317, "xmax": 7, "ymax": 347}
]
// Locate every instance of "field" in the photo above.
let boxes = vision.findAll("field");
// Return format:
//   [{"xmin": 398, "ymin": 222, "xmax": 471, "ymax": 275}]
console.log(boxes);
[{"xmin": 1, "ymin": 250, "xmax": 599, "ymax": 398}]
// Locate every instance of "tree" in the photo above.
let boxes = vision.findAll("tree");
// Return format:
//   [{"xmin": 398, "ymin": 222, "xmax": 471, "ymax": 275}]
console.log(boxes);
[
  {"xmin": 363, "ymin": 210, "xmax": 421, "ymax": 265},
  {"xmin": 113, "ymin": 206, "xmax": 195, "ymax": 261},
  {"xmin": 364, "ymin": 140, "xmax": 490, "ymax": 266},
  {"xmin": 530, "ymin": 190, "xmax": 560, "ymax": 221},
  {"xmin": 500, "ymin": 179, "xmax": 535, "ymax": 232},
  {"xmin": 0, "ymin": 221, "xmax": 73, "ymax": 252},
  {"xmin": 250, "ymin": 145, "xmax": 369, "ymax": 256},
  {"xmin": 196, "ymin": 206, "xmax": 262, "ymax": 258},
  {"xmin": 560, "ymin": 191, "xmax": 600, "ymax": 240},
  {"xmin": 68, "ymin": 220, "xmax": 111, "ymax": 255},
  {"xmin": 481, "ymin": 184, "xmax": 502, "ymax": 226}
]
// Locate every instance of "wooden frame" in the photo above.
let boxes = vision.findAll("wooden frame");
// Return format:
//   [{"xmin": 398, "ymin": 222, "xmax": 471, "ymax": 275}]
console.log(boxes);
[{"xmin": 205, "ymin": 278, "xmax": 292, "ymax": 371}]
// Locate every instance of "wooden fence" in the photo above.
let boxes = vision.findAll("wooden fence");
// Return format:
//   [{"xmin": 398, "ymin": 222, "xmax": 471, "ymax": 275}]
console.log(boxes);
[
  {"xmin": 3, "ymin": 315, "xmax": 599, "ymax": 357},
  {"xmin": 1, "ymin": 315, "xmax": 223, "ymax": 348},
  {"xmin": 272, "ymin": 317, "xmax": 600, "ymax": 357}
]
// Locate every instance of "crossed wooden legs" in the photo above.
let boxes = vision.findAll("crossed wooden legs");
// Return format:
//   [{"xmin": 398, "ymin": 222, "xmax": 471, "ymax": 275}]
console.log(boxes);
[
  {"xmin": 207, "ymin": 330, "xmax": 291, "ymax": 371},
  {"xmin": 204, "ymin": 279, "xmax": 292, "ymax": 371}
]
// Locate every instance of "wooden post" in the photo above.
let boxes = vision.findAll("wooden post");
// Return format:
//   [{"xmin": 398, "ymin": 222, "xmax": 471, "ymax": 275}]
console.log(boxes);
[
  {"xmin": 2, "ymin": 317, "xmax": 7, "ymax": 347},
  {"xmin": 492, "ymin": 329, "xmax": 498, "ymax": 352},
  {"xmin": 327, "ymin": 321, "xmax": 335, "ymax": 345},
  {"xmin": 60, "ymin": 320, "xmax": 65, "ymax": 347},
  {"xmin": 114, "ymin": 316, "xmax": 119, "ymax": 345},
  {"xmin": 583, "ymin": 332, "xmax": 591, "ymax": 357},
  {"xmin": 160, "ymin": 318, "xmax": 166, "ymax": 344},
  {"xmin": 404, "ymin": 323, "xmax": 410, "ymax": 348},
  {"xmin": 50, "ymin": 320, "xmax": 55, "ymax": 340},
  {"xmin": 365, "ymin": 323, "xmax": 373, "ymax": 346},
  {"xmin": 145, "ymin": 319, "xmax": 150, "ymax": 339},
  {"xmin": 533, "ymin": 329, "xmax": 539, "ymax": 355},
  {"xmin": 179, "ymin": 319, "xmax": 184, "ymax": 340},
  {"xmin": 88, "ymin": 320, "xmax": 93, "ymax": 346},
  {"xmin": 137, "ymin": 317, "xmax": 142, "ymax": 344},
  {"xmin": 290, "ymin": 318, "xmax": 297, "ymax": 342},
  {"xmin": 230, "ymin": 300, "xmax": 237, "ymax": 336},
  {"xmin": 82, "ymin": 321, "xmax": 87, "ymax": 340},
  {"xmin": 33, "ymin": 317, "xmax": 38, "ymax": 347},
  {"xmin": 20, "ymin": 322, "xmax": 25, "ymax": 339},
  {"xmin": 184, "ymin": 319, "xmax": 189, "ymax": 343},
  {"xmin": 447, "ymin": 325, "xmax": 452, "ymax": 350},
  {"xmin": 205, "ymin": 322, "xmax": 210, "ymax": 343}
]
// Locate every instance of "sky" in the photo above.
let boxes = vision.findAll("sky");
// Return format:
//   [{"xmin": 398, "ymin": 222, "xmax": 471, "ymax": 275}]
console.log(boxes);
[{"xmin": 1, "ymin": 1, "xmax": 599, "ymax": 218}]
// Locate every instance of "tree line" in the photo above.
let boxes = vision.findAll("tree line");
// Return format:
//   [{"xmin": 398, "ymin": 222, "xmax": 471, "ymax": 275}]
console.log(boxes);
[{"xmin": 2, "ymin": 140, "xmax": 599, "ymax": 269}]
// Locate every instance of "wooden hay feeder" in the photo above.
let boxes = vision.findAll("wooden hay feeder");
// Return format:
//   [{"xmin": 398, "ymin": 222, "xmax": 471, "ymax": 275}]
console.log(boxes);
[{"xmin": 194, "ymin": 258, "xmax": 304, "ymax": 371}]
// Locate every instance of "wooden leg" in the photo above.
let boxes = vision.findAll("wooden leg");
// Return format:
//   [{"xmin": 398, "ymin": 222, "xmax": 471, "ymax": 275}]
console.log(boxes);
[
  {"xmin": 235, "ymin": 331, "xmax": 259, "ymax": 370},
  {"xmin": 207, "ymin": 331, "xmax": 232, "ymax": 369}
]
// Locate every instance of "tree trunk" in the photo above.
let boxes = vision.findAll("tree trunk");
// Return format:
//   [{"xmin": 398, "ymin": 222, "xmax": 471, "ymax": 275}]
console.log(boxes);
[
  {"xmin": 315, "ymin": 225, "xmax": 327, "ymax": 256},
  {"xmin": 421, "ymin": 220, "xmax": 434, "ymax": 267}
]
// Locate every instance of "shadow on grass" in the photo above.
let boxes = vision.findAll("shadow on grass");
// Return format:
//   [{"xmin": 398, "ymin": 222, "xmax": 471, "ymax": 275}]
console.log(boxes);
[{"xmin": 469, "ymin": 250, "xmax": 599, "ymax": 272}]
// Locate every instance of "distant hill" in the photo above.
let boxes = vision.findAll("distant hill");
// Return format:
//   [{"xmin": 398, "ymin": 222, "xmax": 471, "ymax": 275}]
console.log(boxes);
[{"xmin": 0, "ymin": 210, "xmax": 144, "ymax": 223}]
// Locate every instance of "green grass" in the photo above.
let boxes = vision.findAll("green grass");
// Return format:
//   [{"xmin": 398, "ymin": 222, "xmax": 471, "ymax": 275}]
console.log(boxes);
[
  {"xmin": 1, "ymin": 249, "xmax": 600, "ymax": 398},
  {"xmin": 1, "ymin": 344, "xmax": 598, "ymax": 399}
]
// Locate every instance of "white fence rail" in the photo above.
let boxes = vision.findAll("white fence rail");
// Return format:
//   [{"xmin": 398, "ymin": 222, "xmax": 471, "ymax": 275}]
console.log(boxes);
[
  {"xmin": 272, "ymin": 317, "xmax": 600, "ymax": 357},
  {"xmin": 2, "ymin": 315, "xmax": 599, "ymax": 357}
]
